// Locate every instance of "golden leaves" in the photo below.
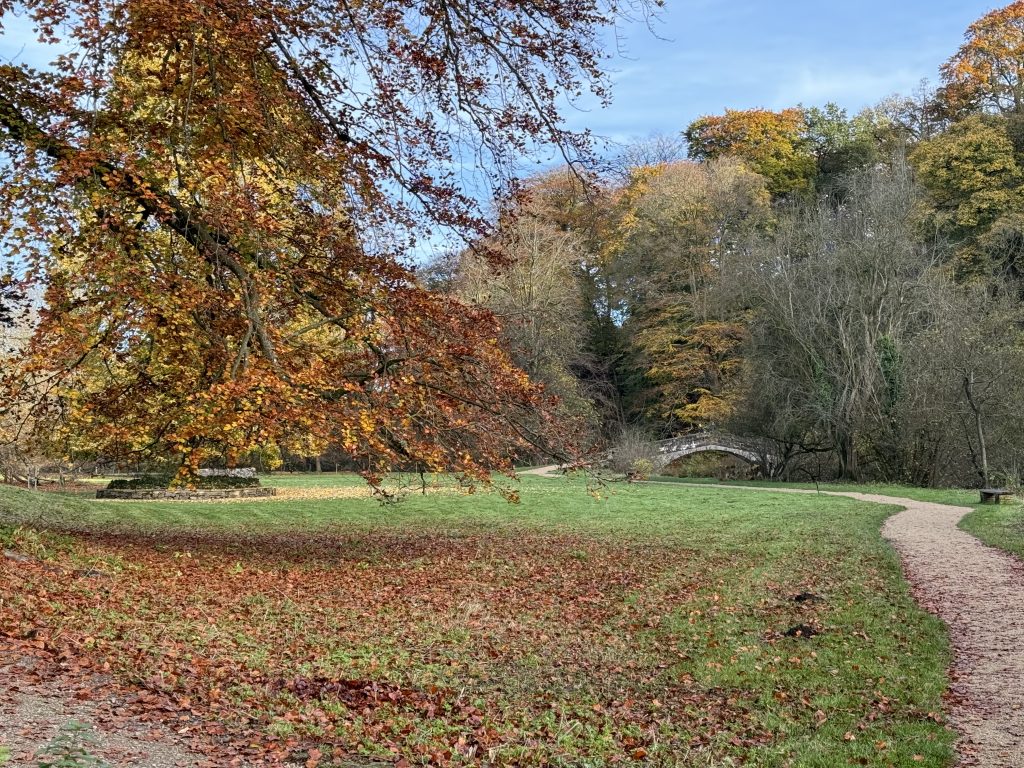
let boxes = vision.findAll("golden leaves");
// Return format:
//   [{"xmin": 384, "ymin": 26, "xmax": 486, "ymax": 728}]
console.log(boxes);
[
  {"xmin": 685, "ymin": 108, "xmax": 816, "ymax": 197},
  {"xmin": 940, "ymin": 1, "xmax": 1024, "ymax": 115}
]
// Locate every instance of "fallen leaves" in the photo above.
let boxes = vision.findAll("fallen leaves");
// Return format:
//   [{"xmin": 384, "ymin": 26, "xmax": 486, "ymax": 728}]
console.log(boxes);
[
  {"xmin": 0, "ymin": 519, "xmax": 952, "ymax": 766},
  {"xmin": 2, "ymin": 529, "xmax": 725, "ymax": 764}
]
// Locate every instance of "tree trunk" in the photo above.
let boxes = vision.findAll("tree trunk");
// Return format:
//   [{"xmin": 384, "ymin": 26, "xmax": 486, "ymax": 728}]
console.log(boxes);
[
  {"xmin": 838, "ymin": 432, "xmax": 859, "ymax": 480},
  {"xmin": 315, "ymin": 455, "xmax": 322, "ymax": 474},
  {"xmin": 963, "ymin": 371, "xmax": 989, "ymax": 486},
  {"xmin": 976, "ymin": 407, "xmax": 989, "ymax": 486}
]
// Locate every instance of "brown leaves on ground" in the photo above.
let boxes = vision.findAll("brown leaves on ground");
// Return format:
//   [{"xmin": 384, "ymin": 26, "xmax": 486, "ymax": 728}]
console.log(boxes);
[
  {"xmin": 0, "ymin": 528, "xmax": 780, "ymax": 766},
  {"xmin": 193, "ymin": 484, "xmax": 470, "ymax": 503}
]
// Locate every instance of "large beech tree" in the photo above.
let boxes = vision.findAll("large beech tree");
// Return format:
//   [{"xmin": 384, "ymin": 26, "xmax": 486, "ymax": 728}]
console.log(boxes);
[{"xmin": 0, "ymin": 0, "xmax": 647, "ymax": 484}]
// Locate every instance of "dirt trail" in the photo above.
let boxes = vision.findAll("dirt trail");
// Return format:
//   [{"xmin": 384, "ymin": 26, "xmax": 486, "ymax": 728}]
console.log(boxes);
[
  {"xmin": 0, "ymin": 646, "xmax": 213, "ymax": 768},
  {"xmin": 731, "ymin": 486, "xmax": 1024, "ymax": 767},
  {"xmin": 526, "ymin": 466, "xmax": 1024, "ymax": 766},
  {"xmin": 690, "ymin": 483, "xmax": 1024, "ymax": 767}
]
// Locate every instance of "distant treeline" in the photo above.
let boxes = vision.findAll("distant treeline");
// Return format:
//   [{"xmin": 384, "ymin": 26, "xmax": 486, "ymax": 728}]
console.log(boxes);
[{"xmin": 422, "ymin": 3, "xmax": 1024, "ymax": 487}]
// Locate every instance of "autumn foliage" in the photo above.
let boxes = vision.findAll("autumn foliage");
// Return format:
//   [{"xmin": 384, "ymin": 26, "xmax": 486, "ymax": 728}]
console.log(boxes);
[
  {"xmin": 684, "ymin": 108, "xmax": 815, "ymax": 197},
  {"xmin": 0, "ymin": 0, "xmax": 640, "ymax": 481},
  {"xmin": 940, "ymin": 1, "xmax": 1024, "ymax": 115}
]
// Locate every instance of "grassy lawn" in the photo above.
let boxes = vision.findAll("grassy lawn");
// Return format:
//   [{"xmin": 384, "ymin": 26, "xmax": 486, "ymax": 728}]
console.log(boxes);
[
  {"xmin": 655, "ymin": 476, "xmax": 1024, "ymax": 565},
  {"xmin": 0, "ymin": 477, "xmax": 953, "ymax": 766},
  {"xmin": 650, "ymin": 476, "xmax": 981, "ymax": 507},
  {"xmin": 959, "ymin": 499, "xmax": 1024, "ymax": 559}
]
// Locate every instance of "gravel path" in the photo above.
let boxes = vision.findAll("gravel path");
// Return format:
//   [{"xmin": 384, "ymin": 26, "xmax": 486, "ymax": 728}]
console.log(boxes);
[
  {"xmin": 0, "ymin": 645, "xmax": 212, "ymax": 768},
  {"xmin": 527, "ymin": 467, "xmax": 1024, "ymax": 765},
  {"xmin": 685, "ymin": 483, "xmax": 1024, "ymax": 766},
  {"xmin": 865, "ymin": 491, "xmax": 1024, "ymax": 768},
  {"xmin": 710, "ymin": 486, "xmax": 1024, "ymax": 767},
  {"xmin": 0, "ymin": 687, "xmax": 205, "ymax": 768}
]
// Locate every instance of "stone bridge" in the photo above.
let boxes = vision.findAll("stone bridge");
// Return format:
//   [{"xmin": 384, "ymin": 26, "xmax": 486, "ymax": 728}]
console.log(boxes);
[{"xmin": 631, "ymin": 432, "xmax": 780, "ymax": 473}]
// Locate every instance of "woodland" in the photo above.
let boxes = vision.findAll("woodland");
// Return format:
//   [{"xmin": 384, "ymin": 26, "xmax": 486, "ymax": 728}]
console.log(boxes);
[
  {"xmin": 1, "ymin": 0, "xmax": 1024, "ymax": 489},
  {"xmin": 427, "ymin": 6, "xmax": 1024, "ymax": 488}
]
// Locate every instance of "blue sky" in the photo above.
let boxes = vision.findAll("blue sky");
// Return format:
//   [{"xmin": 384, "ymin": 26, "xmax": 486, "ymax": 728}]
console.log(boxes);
[
  {"xmin": 1, "ymin": 1, "xmax": 998, "ymax": 137},
  {"xmin": 571, "ymin": 0, "xmax": 998, "ymax": 145},
  {"xmin": 0, "ymin": 0, "xmax": 1003, "ymax": 254},
  {"xmin": 0, "ymin": 1, "xmax": 999, "ymax": 146}
]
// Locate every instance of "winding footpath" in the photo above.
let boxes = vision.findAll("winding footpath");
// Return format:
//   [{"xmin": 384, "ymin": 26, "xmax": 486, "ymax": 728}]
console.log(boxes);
[
  {"xmin": 857, "ymin": 490, "xmax": 1024, "ymax": 767},
  {"xmin": 525, "ymin": 467, "xmax": 1024, "ymax": 766}
]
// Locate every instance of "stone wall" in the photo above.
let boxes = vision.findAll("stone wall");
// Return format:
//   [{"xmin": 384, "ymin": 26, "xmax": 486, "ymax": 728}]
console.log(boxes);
[
  {"xmin": 96, "ymin": 487, "xmax": 277, "ymax": 500},
  {"xmin": 197, "ymin": 467, "xmax": 258, "ymax": 479}
]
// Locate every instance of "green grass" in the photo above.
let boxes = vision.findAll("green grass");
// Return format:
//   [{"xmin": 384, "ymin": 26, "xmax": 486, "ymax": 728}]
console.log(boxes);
[
  {"xmin": 650, "ymin": 476, "xmax": 981, "ymax": 507},
  {"xmin": 960, "ymin": 498, "xmax": 1024, "ymax": 559},
  {"xmin": 652, "ymin": 475, "xmax": 1024, "ymax": 565},
  {"xmin": 0, "ymin": 477, "xmax": 954, "ymax": 766}
]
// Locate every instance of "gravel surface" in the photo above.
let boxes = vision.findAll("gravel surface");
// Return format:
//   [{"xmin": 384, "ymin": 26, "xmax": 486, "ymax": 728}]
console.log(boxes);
[
  {"xmin": 691, "ymin": 481, "xmax": 1024, "ymax": 767},
  {"xmin": 0, "ymin": 643, "xmax": 224, "ymax": 767},
  {"xmin": 871, "ymin": 493, "xmax": 1024, "ymax": 768}
]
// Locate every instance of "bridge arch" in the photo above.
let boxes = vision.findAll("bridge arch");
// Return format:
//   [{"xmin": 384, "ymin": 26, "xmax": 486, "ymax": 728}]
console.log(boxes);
[
  {"xmin": 655, "ymin": 442, "xmax": 762, "ymax": 469},
  {"xmin": 643, "ymin": 432, "xmax": 779, "ymax": 474}
]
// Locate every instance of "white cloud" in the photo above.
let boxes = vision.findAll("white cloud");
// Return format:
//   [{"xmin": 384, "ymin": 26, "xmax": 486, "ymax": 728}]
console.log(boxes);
[{"xmin": 774, "ymin": 66, "xmax": 927, "ymax": 110}]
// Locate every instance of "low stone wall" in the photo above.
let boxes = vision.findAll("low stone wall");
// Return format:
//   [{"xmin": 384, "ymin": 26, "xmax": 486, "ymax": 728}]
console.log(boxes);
[
  {"xmin": 96, "ymin": 487, "xmax": 277, "ymax": 500},
  {"xmin": 198, "ymin": 467, "xmax": 258, "ymax": 479}
]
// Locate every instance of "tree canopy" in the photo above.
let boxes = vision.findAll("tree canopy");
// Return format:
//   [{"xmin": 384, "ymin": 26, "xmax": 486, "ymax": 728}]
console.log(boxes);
[
  {"xmin": 940, "ymin": 1, "xmax": 1024, "ymax": 115},
  {"xmin": 684, "ymin": 108, "xmax": 815, "ymax": 197},
  {"xmin": 7, "ymin": 0, "xmax": 1024, "ymax": 489},
  {"xmin": 0, "ymin": 0, "xmax": 653, "ymax": 484}
]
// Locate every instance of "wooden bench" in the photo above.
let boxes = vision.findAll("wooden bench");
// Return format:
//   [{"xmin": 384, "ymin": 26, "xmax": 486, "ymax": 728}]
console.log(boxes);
[{"xmin": 980, "ymin": 488, "xmax": 1013, "ymax": 504}]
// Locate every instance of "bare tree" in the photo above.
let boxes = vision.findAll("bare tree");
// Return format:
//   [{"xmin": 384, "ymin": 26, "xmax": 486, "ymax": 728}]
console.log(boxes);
[
  {"xmin": 607, "ymin": 133, "xmax": 689, "ymax": 181},
  {"xmin": 455, "ymin": 214, "xmax": 598, "ymax": 427},
  {"xmin": 910, "ymin": 281, "xmax": 1024, "ymax": 487},
  {"xmin": 724, "ymin": 161, "xmax": 939, "ymax": 479}
]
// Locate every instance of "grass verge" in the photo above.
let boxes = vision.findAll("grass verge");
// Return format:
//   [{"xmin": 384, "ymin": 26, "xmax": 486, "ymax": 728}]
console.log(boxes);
[
  {"xmin": 654, "ymin": 476, "xmax": 1024, "ymax": 565},
  {"xmin": 649, "ymin": 476, "xmax": 980, "ymax": 507},
  {"xmin": 959, "ymin": 498, "xmax": 1024, "ymax": 559}
]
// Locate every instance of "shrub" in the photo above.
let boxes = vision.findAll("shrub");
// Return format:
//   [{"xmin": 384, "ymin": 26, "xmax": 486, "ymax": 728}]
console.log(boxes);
[
  {"xmin": 608, "ymin": 426, "xmax": 658, "ymax": 475},
  {"xmin": 106, "ymin": 474, "xmax": 260, "ymax": 490},
  {"xmin": 627, "ymin": 458, "xmax": 654, "ymax": 481}
]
